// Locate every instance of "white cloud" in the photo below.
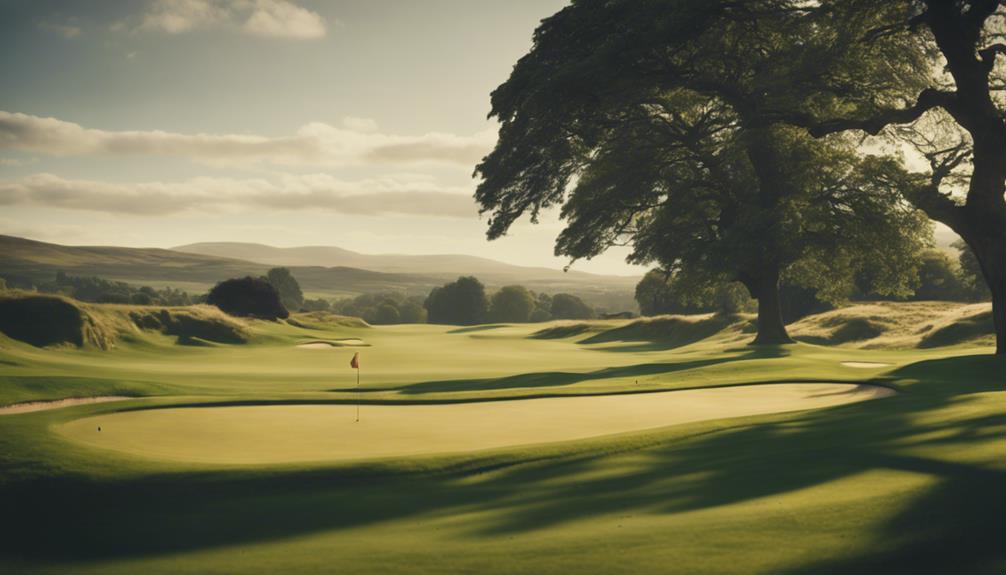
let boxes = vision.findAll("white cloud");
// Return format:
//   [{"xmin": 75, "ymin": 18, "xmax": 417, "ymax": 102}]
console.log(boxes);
[
  {"xmin": 0, "ymin": 173, "xmax": 476, "ymax": 217},
  {"xmin": 140, "ymin": 0, "xmax": 231, "ymax": 34},
  {"xmin": 244, "ymin": 0, "xmax": 326, "ymax": 39},
  {"xmin": 136, "ymin": 0, "xmax": 326, "ymax": 39},
  {"xmin": 0, "ymin": 111, "xmax": 494, "ymax": 169}
]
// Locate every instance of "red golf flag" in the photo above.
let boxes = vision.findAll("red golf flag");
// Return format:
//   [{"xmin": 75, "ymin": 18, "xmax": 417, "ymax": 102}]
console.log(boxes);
[{"xmin": 350, "ymin": 352, "xmax": 360, "ymax": 369}]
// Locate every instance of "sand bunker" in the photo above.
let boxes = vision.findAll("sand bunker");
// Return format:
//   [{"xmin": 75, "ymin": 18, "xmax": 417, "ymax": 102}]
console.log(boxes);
[
  {"xmin": 0, "ymin": 396, "xmax": 132, "ymax": 415},
  {"xmin": 58, "ymin": 383, "xmax": 893, "ymax": 465},
  {"xmin": 840, "ymin": 362, "xmax": 892, "ymax": 369},
  {"xmin": 296, "ymin": 339, "xmax": 366, "ymax": 349}
]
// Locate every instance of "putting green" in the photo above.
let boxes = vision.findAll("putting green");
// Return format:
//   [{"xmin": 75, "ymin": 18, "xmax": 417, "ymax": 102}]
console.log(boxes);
[{"xmin": 57, "ymin": 383, "xmax": 892, "ymax": 465}]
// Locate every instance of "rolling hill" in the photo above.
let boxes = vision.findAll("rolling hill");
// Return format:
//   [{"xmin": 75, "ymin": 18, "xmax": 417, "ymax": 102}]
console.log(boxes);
[
  {"xmin": 0, "ymin": 235, "xmax": 639, "ymax": 308},
  {"xmin": 172, "ymin": 241, "xmax": 640, "ymax": 285}
]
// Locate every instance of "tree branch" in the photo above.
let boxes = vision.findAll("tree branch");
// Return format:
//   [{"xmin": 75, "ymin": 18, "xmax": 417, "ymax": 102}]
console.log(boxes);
[
  {"xmin": 979, "ymin": 42, "xmax": 1006, "ymax": 68},
  {"xmin": 963, "ymin": 0, "xmax": 1005, "ymax": 41},
  {"xmin": 806, "ymin": 88, "xmax": 959, "ymax": 137}
]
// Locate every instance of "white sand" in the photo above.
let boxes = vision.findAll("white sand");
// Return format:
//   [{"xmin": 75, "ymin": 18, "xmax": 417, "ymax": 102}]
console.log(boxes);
[
  {"xmin": 0, "ymin": 396, "xmax": 132, "ymax": 415},
  {"xmin": 840, "ymin": 362, "xmax": 892, "ymax": 369},
  {"xmin": 58, "ymin": 383, "xmax": 894, "ymax": 464},
  {"xmin": 296, "ymin": 339, "xmax": 366, "ymax": 349}
]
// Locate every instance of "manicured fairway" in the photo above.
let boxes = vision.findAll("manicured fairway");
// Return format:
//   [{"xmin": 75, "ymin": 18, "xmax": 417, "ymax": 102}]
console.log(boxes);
[
  {"xmin": 1, "ymin": 310, "xmax": 1003, "ymax": 575},
  {"xmin": 57, "ymin": 383, "xmax": 891, "ymax": 464}
]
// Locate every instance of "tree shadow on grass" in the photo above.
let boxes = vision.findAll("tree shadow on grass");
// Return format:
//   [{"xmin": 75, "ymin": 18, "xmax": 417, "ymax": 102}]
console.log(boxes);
[
  {"xmin": 398, "ymin": 346, "xmax": 787, "ymax": 394},
  {"xmin": 460, "ymin": 354, "xmax": 1006, "ymax": 572},
  {"xmin": 2, "ymin": 354, "xmax": 1003, "ymax": 571},
  {"xmin": 578, "ymin": 314, "xmax": 741, "ymax": 352}
]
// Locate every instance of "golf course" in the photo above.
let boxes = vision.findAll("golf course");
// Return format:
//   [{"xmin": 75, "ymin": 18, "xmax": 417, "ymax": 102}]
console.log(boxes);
[
  {"xmin": 0, "ymin": 293, "xmax": 1003, "ymax": 574},
  {"xmin": 5, "ymin": 0, "xmax": 1006, "ymax": 572}
]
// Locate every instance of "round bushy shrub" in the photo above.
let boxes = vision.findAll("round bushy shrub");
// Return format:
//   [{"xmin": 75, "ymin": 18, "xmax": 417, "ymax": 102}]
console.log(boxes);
[{"xmin": 207, "ymin": 277, "xmax": 288, "ymax": 320}]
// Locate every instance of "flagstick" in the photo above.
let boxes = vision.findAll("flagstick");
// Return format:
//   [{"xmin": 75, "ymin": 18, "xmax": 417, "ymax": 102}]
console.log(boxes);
[{"xmin": 355, "ymin": 365, "xmax": 360, "ymax": 423}]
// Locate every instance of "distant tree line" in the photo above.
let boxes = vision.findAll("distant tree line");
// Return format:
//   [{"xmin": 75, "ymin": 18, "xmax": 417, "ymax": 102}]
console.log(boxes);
[
  {"xmin": 330, "ymin": 292, "xmax": 428, "ymax": 325},
  {"xmin": 15, "ymin": 271, "xmax": 196, "ymax": 306},
  {"xmin": 1, "ymin": 267, "xmax": 615, "ymax": 327},
  {"xmin": 284, "ymin": 275, "xmax": 607, "ymax": 326},
  {"xmin": 265, "ymin": 268, "xmax": 304, "ymax": 312},
  {"xmin": 424, "ymin": 276, "xmax": 598, "ymax": 325}
]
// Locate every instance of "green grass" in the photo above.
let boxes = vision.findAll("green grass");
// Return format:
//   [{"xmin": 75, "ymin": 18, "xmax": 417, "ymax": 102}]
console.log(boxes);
[
  {"xmin": 55, "ymin": 384, "xmax": 887, "ymax": 465},
  {"xmin": 0, "ymin": 300, "xmax": 1003, "ymax": 574}
]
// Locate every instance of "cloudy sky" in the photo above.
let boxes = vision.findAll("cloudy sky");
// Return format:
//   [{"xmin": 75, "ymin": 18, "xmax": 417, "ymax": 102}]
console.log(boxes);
[{"xmin": 0, "ymin": 0, "xmax": 645, "ymax": 275}]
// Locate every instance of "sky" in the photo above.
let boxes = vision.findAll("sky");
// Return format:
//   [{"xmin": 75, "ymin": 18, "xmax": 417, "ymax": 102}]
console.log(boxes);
[{"xmin": 0, "ymin": 0, "xmax": 648, "ymax": 276}]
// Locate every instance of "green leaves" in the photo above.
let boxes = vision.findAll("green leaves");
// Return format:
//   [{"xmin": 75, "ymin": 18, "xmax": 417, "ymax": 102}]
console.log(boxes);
[{"xmin": 475, "ymin": 0, "xmax": 931, "ymax": 340}]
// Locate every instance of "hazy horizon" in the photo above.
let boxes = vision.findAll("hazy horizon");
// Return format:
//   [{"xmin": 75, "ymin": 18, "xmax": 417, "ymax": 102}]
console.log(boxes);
[{"xmin": 0, "ymin": 0, "xmax": 649, "ymax": 275}]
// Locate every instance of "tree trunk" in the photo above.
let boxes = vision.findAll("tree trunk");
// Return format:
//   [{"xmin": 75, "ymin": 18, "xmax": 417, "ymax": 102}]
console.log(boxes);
[
  {"xmin": 967, "ymin": 235, "xmax": 1006, "ymax": 356},
  {"xmin": 744, "ymin": 265, "xmax": 794, "ymax": 346},
  {"xmin": 994, "ymin": 282, "xmax": 1005, "ymax": 356}
]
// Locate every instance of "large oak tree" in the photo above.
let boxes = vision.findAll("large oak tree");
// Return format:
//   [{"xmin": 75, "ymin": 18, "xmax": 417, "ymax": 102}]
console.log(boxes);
[{"xmin": 474, "ymin": 0, "xmax": 927, "ymax": 344}]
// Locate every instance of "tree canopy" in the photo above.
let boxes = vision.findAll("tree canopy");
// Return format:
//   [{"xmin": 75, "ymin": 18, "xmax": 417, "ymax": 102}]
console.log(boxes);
[
  {"xmin": 331, "ymin": 292, "xmax": 427, "ymax": 325},
  {"xmin": 775, "ymin": 0, "xmax": 1006, "ymax": 353},
  {"xmin": 424, "ymin": 277, "xmax": 489, "ymax": 325},
  {"xmin": 635, "ymin": 270, "xmax": 752, "ymax": 316},
  {"xmin": 550, "ymin": 293, "xmax": 595, "ymax": 320},
  {"xmin": 266, "ymin": 268, "xmax": 304, "ymax": 312},
  {"xmin": 207, "ymin": 276, "xmax": 288, "ymax": 320},
  {"xmin": 489, "ymin": 285, "xmax": 536, "ymax": 323},
  {"xmin": 475, "ymin": 0, "xmax": 929, "ymax": 344}
]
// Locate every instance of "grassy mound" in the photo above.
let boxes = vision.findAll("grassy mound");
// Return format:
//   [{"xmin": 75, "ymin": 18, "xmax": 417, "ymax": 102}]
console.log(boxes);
[
  {"xmin": 287, "ymin": 311, "xmax": 370, "ymax": 330},
  {"xmin": 530, "ymin": 322, "xmax": 605, "ymax": 339},
  {"xmin": 128, "ymin": 306, "xmax": 247, "ymax": 345},
  {"xmin": 796, "ymin": 315, "xmax": 889, "ymax": 345},
  {"xmin": 529, "ymin": 303, "xmax": 994, "ymax": 351},
  {"xmin": 581, "ymin": 313, "xmax": 740, "ymax": 349},
  {"xmin": 0, "ymin": 291, "xmax": 120, "ymax": 349},
  {"xmin": 0, "ymin": 291, "xmax": 247, "ymax": 349},
  {"xmin": 791, "ymin": 301, "xmax": 993, "ymax": 349},
  {"xmin": 918, "ymin": 310, "xmax": 994, "ymax": 348}
]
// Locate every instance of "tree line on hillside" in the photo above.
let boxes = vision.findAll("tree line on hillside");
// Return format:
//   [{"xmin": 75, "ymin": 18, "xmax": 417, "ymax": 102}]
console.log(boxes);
[
  {"xmin": 305, "ymin": 276, "xmax": 599, "ymax": 325},
  {"xmin": 203, "ymin": 271, "xmax": 603, "ymax": 325},
  {"xmin": 4, "ymin": 271, "xmax": 195, "ymax": 306},
  {"xmin": 4, "ymin": 248, "xmax": 991, "ymax": 327},
  {"xmin": 636, "ymin": 245, "xmax": 991, "ymax": 321},
  {"xmin": 423, "ymin": 276, "xmax": 596, "ymax": 325},
  {"xmin": 472, "ymin": 0, "xmax": 1006, "ymax": 354},
  {"xmin": 0, "ymin": 267, "xmax": 607, "ymax": 325}
]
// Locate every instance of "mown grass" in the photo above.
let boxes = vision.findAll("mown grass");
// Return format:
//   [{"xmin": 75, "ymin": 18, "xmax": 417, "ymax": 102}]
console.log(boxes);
[{"xmin": 0, "ymin": 298, "xmax": 1002, "ymax": 574}]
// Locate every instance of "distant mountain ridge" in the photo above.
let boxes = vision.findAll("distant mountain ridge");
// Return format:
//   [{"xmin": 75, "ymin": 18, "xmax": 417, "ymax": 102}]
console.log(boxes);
[
  {"xmin": 0, "ymin": 235, "xmax": 639, "ymax": 310},
  {"xmin": 171, "ymin": 242, "xmax": 639, "ymax": 285}
]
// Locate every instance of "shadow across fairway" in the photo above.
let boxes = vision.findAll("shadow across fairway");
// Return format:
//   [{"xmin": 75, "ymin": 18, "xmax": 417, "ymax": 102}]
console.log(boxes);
[
  {"xmin": 578, "ymin": 314, "xmax": 741, "ymax": 352},
  {"xmin": 1, "ymin": 354, "xmax": 1004, "ymax": 572},
  {"xmin": 455, "ymin": 354, "xmax": 1006, "ymax": 573},
  {"xmin": 398, "ymin": 346, "xmax": 786, "ymax": 394}
]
